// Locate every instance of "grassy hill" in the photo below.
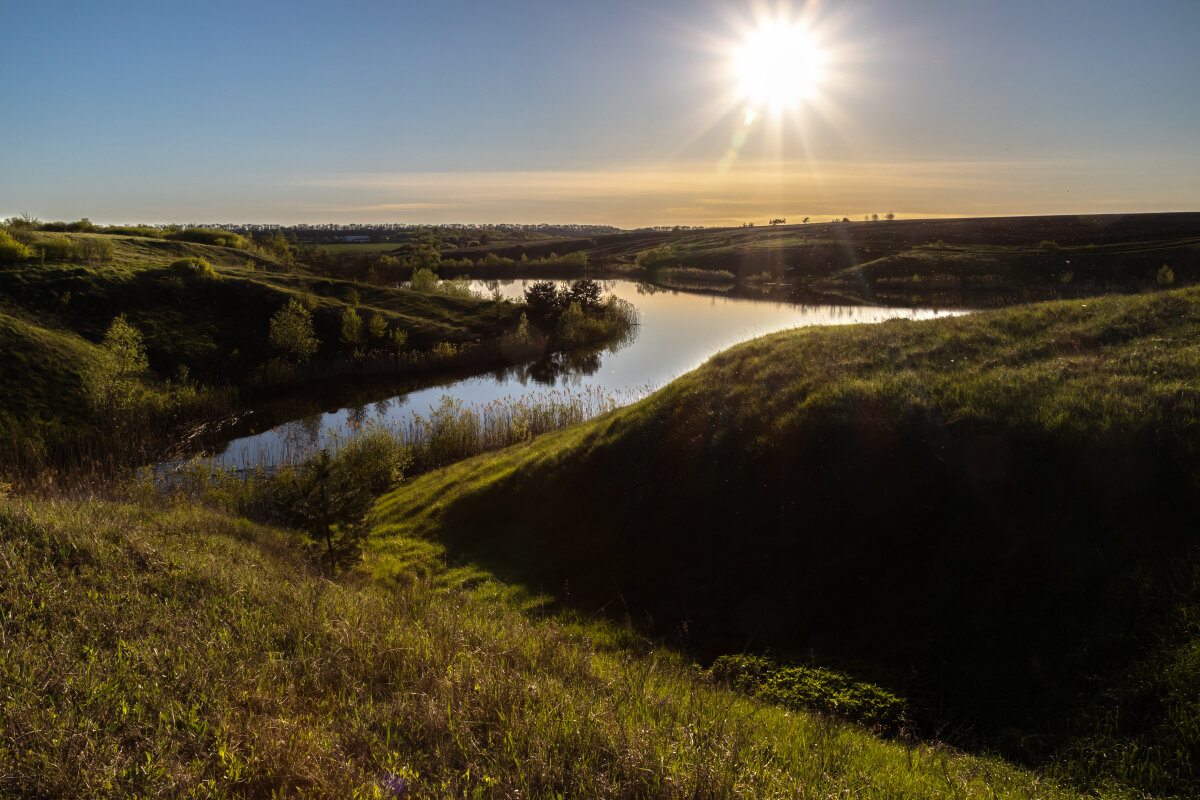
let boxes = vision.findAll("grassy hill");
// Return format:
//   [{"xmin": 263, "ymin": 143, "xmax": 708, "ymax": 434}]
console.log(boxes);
[
  {"xmin": 0, "ymin": 494, "xmax": 1105, "ymax": 799},
  {"xmin": 0, "ymin": 232, "xmax": 520, "ymax": 382},
  {"xmin": 0, "ymin": 231, "xmax": 523, "ymax": 481},
  {"xmin": 373, "ymin": 286, "xmax": 1200, "ymax": 796}
]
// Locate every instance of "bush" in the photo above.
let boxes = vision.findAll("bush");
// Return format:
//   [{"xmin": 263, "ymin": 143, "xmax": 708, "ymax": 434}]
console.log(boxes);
[
  {"xmin": 0, "ymin": 229, "xmax": 30, "ymax": 263},
  {"xmin": 711, "ymin": 654, "xmax": 907, "ymax": 732},
  {"xmin": 35, "ymin": 236, "xmax": 79, "ymax": 262},
  {"xmin": 168, "ymin": 257, "xmax": 216, "ymax": 279},
  {"xmin": 410, "ymin": 267, "xmax": 438, "ymax": 292},
  {"xmin": 1157, "ymin": 265, "xmax": 1175, "ymax": 286},
  {"xmin": 79, "ymin": 237, "xmax": 115, "ymax": 265},
  {"xmin": 438, "ymin": 274, "xmax": 474, "ymax": 298},
  {"xmin": 164, "ymin": 227, "xmax": 245, "ymax": 248},
  {"xmin": 636, "ymin": 245, "xmax": 677, "ymax": 269},
  {"xmin": 84, "ymin": 316, "xmax": 149, "ymax": 412}
]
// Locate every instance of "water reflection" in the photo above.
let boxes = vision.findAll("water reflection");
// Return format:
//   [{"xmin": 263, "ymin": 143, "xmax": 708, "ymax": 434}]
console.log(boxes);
[{"xmin": 209, "ymin": 279, "xmax": 966, "ymax": 469}]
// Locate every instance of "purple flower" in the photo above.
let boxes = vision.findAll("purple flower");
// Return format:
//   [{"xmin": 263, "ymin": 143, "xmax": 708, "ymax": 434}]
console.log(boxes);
[{"xmin": 380, "ymin": 773, "xmax": 409, "ymax": 797}]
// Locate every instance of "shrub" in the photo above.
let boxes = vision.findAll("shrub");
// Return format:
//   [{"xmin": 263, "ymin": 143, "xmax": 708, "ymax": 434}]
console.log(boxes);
[
  {"xmin": 164, "ymin": 227, "xmax": 245, "ymax": 248},
  {"xmin": 0, "ymin": 229, "xmax": 29, "ymax": 263},
  {"xmin": 410, "ymin": 267, "xmax": 438, "ymax": 292},
  {"xmin": 79, "ymin": 237, "xmax": 115, "ymax": 265},
  {"xmin": 35, "ymin": 236, "xmax": 79, "ymax": 262},
  {"xmin": 557, "ymin": 301, "xmax": 606, "ymax": 347},
  {"xmin": 711, "ymin": 654, "xmax": 907, "ymax": 732},
  {"xmin": 268, "ymin": 298, "xmax": 319, "ymax": 364},
  {"xmin": 1039, "ymin": 240, "xmax": 1059, "ymax": 251},
  {"xmin": 1157, "ymin": 265, "xmax": 1175, "ymax": 286},
  {"xmin": 169, "ymin": 257, "xmax": 216, "ymax": 279},
  {"xmin": 84, "ymin": 316, "xmax": 149, "ymax": 412},
  {"xmin": 636, "ymin": 245, "xmax": 677, "ymax": 269},
  {"xmin": 438, "ymin": 274, "xmax": 474, "ymax": 298}
]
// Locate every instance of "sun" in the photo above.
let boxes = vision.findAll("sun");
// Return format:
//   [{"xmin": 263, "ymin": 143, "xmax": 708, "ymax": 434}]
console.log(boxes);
[{"xmin": 733, "ymin": 19, "xmax": 826, "ymax": 111}]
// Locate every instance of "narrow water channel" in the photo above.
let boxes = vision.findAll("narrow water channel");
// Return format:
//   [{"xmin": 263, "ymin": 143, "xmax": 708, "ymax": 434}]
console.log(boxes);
[{"xmin": 210, "ymin": 280, "xmax": 963, "ymax": 469}]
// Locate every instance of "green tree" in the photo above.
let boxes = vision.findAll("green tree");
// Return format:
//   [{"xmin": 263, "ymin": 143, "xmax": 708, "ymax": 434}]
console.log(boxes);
[
  {"xmin": 270, "ymin": 229, "xmax": 292, "ymax": 263},
  {"xmin": 86, "ymin": 315, "xmax": 149, "ymax": 411},
  {"xmin": 282, "ymin": 450, "xmax": 375, "ymax": 566},
  {"xmin": 568, "ymin": 279, "xmax": 602, "ymax": 311},
  {"xmin": 340, "ymin": 307, "xmax": 364, "ymax": 356},
  {"xmin": 524, "ymin": 280, "xmax": 562, "ymax": 318},
  {"xmin": 368, "ymin": 311, "xmax": 388, "ymax": 340},
  {"xmin": 269, "ymin": 298, "xmax": 319, "ymax": 364},
  {"xmin": 410, "ymin": 268, "xmax": 437, "ymax": 292}
]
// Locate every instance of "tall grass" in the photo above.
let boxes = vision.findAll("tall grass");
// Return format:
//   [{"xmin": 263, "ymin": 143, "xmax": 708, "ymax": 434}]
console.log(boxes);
[{"xmin": 0, "ymin": 495, "xmax": 1090, "ymax": 799}]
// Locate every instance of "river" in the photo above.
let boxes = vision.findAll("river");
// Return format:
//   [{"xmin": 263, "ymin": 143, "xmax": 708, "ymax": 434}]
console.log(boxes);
[{"xmin": 207, "ymin": 279, "xmax": 963, "ymax": 469}]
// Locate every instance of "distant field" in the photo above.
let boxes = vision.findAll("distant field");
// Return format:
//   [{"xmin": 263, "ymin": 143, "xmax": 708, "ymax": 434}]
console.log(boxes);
[{"xmin": 318, "ymin": 242, "xmax": 402, "ymax": 254}]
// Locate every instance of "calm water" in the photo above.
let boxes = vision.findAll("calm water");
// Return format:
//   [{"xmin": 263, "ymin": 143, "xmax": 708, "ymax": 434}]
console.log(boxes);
[{"xmin": 211, "ymin": 280, "xmax": 963, "ymax": 468}]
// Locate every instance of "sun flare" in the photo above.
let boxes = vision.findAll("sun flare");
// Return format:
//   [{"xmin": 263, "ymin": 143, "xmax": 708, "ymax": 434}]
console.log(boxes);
[{"xmin": 733, "ymin": 20, "xmax": 826, "ymax": 111}]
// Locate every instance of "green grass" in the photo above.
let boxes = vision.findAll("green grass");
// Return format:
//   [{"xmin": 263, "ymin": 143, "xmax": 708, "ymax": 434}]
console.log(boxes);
[
  {"xmin": 373, "ymin": 286, "xmax": 1200, "ymax": 796},
  {"xmin": 1, "ymin": 493, "xmax": 1099, "ymax": 799}
]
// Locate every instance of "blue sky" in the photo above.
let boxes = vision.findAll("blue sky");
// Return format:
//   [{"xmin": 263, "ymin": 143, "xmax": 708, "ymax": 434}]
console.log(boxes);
[{"xmin": 2, "ymin": 0, "xmax": 1198, "ymax": 226}]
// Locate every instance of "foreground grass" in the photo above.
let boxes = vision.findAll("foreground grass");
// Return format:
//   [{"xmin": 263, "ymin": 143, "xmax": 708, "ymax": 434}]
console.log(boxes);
[
  {"xmin": 374, "ymin": 286, "xmax": 1200, "ymax": 796},
  {"xmin": 0, "ymin": 496, "xmax": 1090, "ymax": 799}
]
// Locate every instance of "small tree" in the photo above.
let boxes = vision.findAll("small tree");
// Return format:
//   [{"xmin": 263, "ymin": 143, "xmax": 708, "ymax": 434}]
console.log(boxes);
[
  {"xmin": 269, "ymin": 298, "xmax": 319, "ymax": 364},
  {"xmin": 524, "ymin": 280, "xmax": 562, "ymax": 318},
  {"xmin": 368, "ymin": 311, "xmax": 388, "ymax": 340},
  {"xmin": 1157, "ymin": 265, "xmax": 1175, "ymax": 286},
  {"xmin": 567, "ymin": 278, "xmax": 602, "ymax": 311},
  {"xmin": 340, "ymin": 307, "xmax": 364, "ymax": 354},
  {"xmin": 282, "ymin": 450, "xmax": 375, "ymax": 566},
  {"xmin": 86, "ymin": 315, "xmax": 149, "ymax": 411}
]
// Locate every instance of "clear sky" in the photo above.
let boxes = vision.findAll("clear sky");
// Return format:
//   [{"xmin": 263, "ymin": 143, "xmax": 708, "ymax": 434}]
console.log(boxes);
[{"xmin": 2, "ymin": 0, "xmax": 1198, "ymax": 227}]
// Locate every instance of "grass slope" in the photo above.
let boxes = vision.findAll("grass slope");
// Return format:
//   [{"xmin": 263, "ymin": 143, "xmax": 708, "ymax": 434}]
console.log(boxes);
[
  {"xmin": 0, "ymin": 233, "xmax": 519, "ymax": 384},
  {"xmin": 375, "ymin": 287, "xmax": 1200, "ymax": 796},
  {"xmin": 0, "ymin": 495, "xmax": 1088, "ymax": 799},
  {"xmin": 0, "ymin": 308, "xmax": 102, "ymax": 455}
]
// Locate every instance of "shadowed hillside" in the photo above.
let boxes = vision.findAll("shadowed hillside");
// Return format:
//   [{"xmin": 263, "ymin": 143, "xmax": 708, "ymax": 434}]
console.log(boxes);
[{"xmin": 376, "ymin": 286, "xmax": 1200, "ymax": 795}]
